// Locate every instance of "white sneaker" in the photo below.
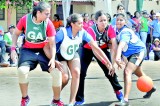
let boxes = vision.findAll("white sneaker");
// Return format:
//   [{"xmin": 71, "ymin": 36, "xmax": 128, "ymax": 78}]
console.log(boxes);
[
  {"xmin": 68, "ymin": 104, "xmax": 74, "ymax": 106},
  {"xmin": 10, "ymin": 63, "xmax": 17, "ymax": 67},
  {"xmin": 0, "ymin": 62, "xmax": 10, "ymax": 67}
]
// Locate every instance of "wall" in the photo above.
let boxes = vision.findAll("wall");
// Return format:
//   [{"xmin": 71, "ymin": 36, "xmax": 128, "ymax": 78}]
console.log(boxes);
[
  {"xmin": 95, "ymin": 0, "xmax": 160, "ymax": 17},
  {"xmin": 0, "ymin": 9, "xmax": 7, "ymax": 32},
  {"xmin": 73, "ymin": 5, "xmax": 94, "ymax": 15},
  {"xmin": 0, "ymin": 8, "xmax": 17, "ymax": 32}
]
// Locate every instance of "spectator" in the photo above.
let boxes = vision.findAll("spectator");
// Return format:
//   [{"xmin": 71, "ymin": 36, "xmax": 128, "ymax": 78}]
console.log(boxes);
[
  {"xmin": 132, "ymin": 11, "xmax": 141, "ymax": 37},
  {"xmin": 139, "ymin": 10, "xmax": 149, "ymax": 44},
  {"xmin": 83, "ymin": 13, "xmax": 91, "ymax": 31},
  {"xmin": 0, "ymin": 26, "xmax": 10, "ymax": 67},
  {"xmin": 3, "ymin": 25, "xmax": 17, "ymax": 66},
  {"xmin": 150, "ymin": 38, "xmax": 160, "ymax": 61},
  {"xmin": 52, "ymin": 14, "xmax": 63, "ymax": 31},
  {"xmin": 150, "ymin": 12, "xmax": 160, "ymax": 41},
  {"xmin": 111, "ymin": 4, "xmax": 125, "ymax": 25},
  {"xmin": 106, "ymin": 13, "xmax": 112, "ymax": 24},
  {"xmin": 126, "ymin": 11, "xmax": 138, "ymax": 29},
  {"xmin": 88, "ymin": 13, "xmax": 95, "ymax": 26},
  {"xmin": 150, "ymin": 9, "xmax": 156, "ymax": 20}
]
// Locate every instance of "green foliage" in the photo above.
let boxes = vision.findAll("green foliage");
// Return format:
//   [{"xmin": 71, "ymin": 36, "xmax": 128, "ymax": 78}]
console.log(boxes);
[
  {"xmin": 9, "ymin": 0, "xmax": 33, "ymax": 9},
  {"xmin": 0, "ymin": 0, "xmax": 33, "ymax": 9},
  {"xmin": 0, "ymin": 0, "xmax": 55, "ymax": 9},
  {"xmin": 0, "ymin": 0, "xmax": 7, "ymax": 9}
]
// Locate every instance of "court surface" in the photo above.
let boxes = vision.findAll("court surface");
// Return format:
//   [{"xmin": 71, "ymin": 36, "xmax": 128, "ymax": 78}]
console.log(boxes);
[{"xmin": 0, "ymin": 61, "xmax": 159, "ymax": 106}]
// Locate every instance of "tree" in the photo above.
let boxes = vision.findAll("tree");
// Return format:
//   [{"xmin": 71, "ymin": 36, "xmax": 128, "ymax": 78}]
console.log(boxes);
[
  {"xmin": 0, "ymin": 0, "xmax": 54, "ymax": 9},
  {"xmin": 0, "ymin": 0, "xmax": 32, "ymax": 9}
]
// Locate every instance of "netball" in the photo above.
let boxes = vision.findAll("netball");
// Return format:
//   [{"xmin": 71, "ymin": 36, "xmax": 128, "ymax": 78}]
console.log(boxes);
[{"xmin": 137, "ymin": 76, "xmax": 153, "ymax": 92}]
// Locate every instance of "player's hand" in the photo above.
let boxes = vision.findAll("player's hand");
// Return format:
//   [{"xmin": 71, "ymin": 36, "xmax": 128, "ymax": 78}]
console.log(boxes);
[
  {"xmin": 48, "ymin": 58, "xmax": 55, "ymax": 71},
  {"xmin": 11, "ymin": 50, "xmax": 18, "ymax": 63},
  {"xmin": 55, "ymin": 60, "xmax": 64, "ymax": 72},
  {"xmin": 107, "ymin": 64, "xmax": 115, "ymax": 77},
  {"xmin": 115, "ymin": 58, "xmax": 123, "ymax": 70}
]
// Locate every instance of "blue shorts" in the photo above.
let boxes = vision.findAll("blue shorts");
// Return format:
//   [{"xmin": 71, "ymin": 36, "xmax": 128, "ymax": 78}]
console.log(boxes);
[{"xmin": 18, "ymin": 48, "xmax": 50, "ymax": 72}]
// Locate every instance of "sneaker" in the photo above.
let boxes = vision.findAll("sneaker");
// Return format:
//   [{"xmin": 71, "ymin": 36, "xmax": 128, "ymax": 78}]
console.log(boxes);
[
  {"xmin": 143, "ymin": 87, "xmax": 156, "ymax": 98},
  {"xmin": 0, "ymin": 62, "xmax": 10, "ymax": 67},
  {"xmin": 115, "ymin": 100, "xmax": 130, "ymax": 106},
  {"xmin": 10, "ymin": 63, "xmax": 17, "ymax": 67},
  {"xmin": 50, "ymin": 99, "xmax": 64, "ymax": 106},
  {"xmin": 74, "ymin": 99, "xmax": 85, "ymax": 105},
  {"xmin": 115, "ymin": 90, "xmax": 124, "ymax": 101},
  {"xmin": 21, "ymin": 97, "xmax": 30, "ymax": 106},
  {"xmin": 67, "ymin": 104, "xmax": 74, "ymax": 106}
]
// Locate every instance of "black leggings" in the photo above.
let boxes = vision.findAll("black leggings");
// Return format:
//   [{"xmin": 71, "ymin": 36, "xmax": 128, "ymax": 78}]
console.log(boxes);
[
  {"xmin": 154, "ymin": 51, "xmax": 160, "ymax": 61},
  {"xmin": 76, "ymin": 47, "xmax": 122, "ymax": 101}
]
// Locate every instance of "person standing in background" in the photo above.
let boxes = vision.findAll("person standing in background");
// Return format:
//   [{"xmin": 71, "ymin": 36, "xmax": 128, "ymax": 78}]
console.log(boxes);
[
  {"xmin": 139, "ymin": 10, "xmax": 149, "ymax": 44},
  {"xmin": 106, "ymin": 13, "xmax": 112, "ymax": 24},
  {"xmin": 88, "ymin": 13, "xmax": 95, "ymax": 26},
  {"xmin": 132, "ymin": 11, "xmax": 141, "ymax": 38},
  {"xmin": 111, "ymin": 4, "xmax": 125, "ymax": 26},
  {"xmin": 83, "ymin": 13, "xmax": 91, "ymax": 31},
  {"xmin": 52, "ymin": 14, "xmax": 63, "ymax": 32}
]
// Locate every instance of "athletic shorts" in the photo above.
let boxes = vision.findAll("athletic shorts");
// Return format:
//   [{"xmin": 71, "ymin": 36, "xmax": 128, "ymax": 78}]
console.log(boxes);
[
  {"xmin": 56, "ymin": 52, "xmax": 79, "ymax": 61},
  {"xmin": 18, "ymin": 48, "xmax": 50, "ymax": 72},
  {"xmin": 127, "ymin": 51, "xmax": 145, "ymax": 66}
]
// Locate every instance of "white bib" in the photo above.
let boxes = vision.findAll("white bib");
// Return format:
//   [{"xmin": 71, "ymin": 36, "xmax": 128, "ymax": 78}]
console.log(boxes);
[{"xmin": 60, "ymin": 28, "xmax": 82, "ymax": 60}]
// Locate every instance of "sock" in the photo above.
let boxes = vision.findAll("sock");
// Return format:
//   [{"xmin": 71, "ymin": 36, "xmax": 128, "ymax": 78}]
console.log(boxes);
[
  {"xmin": 22, "ymin": 95, "xmax": 28, "ymax": 99},
  {"xmin": 115, "ymin": 90, "xmax": 121, "ymax": 95},
  {"xmin": 124, "ymin": 98, "xmax": 128, "ymax": 102},
  {"xmin": 53, "ymin": 99, "xmax": 60, "ymax": 102}
]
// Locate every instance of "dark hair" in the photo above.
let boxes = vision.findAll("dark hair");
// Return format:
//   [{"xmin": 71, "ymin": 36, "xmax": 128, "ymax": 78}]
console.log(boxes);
[
  {"xmin": 8, "ymin": 24, "xmax": 15, "ymax": 29},
  {"xmin": 116, "ymin": 13, "xmax": 127, "ymax": 20},
  {"xmin": 142, "ymin": 10, "xmax": 148, "ymax": 15},
  {"xmin": 134, "ymin": 11, "xmax": 140, "ymax": 16},
  {"xmin": 32, "ymin": 1, "xmax": 51, "ymax": 18},
  {"xmin": 66, "ymin": 13, "xmax": 82, "ymax": 27},
  {"xmin": 91, "ymin": 13, "xmax": 95, "ymax": 18},
  {"xmin": 126, "ymin": 11, "xmax": 133, "ymax": 18},
  {"xmin": 116, "ymin": 13, "xmax": 131, "ymax": 28},
  {"xmin": 150, "ymin": 9, "xmax": 155, "ymax": 15},
  {"xmin": 117, "ymin": 4, "xmax": 125, "ymax": 10},
  {"xmin": 106, "ymin": 13, "xmax": 111, "ymax": 22},
  {"xmin": 54, "ymin": 14, "xmax": 60, "ymax": 21},
  {"xmin": 83, "ymin": 13, "xmax": 89, "ymax": 17},
  {"xmin": 113, "ymin": 14, "xmax": 117, "ymax": 17},
  {"xmin": 95, "ymin": 10, "xmax": 106, "ymax": 20}
]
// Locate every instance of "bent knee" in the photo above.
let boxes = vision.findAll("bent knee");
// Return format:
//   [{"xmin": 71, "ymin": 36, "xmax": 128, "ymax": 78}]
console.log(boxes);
[
  {"xmin": 18, "ymin": 66, "xmax": 30, "ymax": 83},
  {"xmin": 50, "ymin": 68, "xmax": 62, "ymax": 87},
  {"xmin": 62, "ymin": 73, "xmax": 69, "ymax": 84}
]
